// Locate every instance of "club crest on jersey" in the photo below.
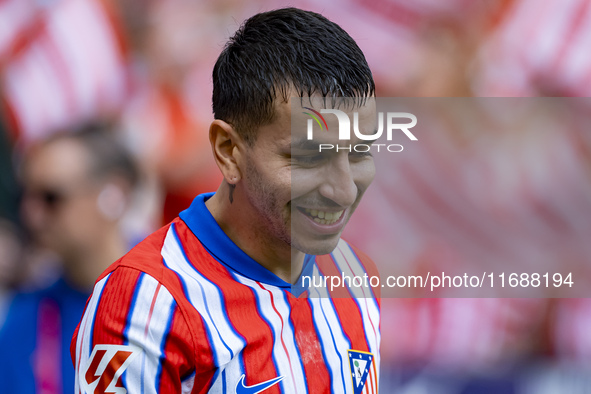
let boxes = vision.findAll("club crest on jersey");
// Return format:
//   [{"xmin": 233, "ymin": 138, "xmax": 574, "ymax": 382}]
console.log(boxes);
[
  {"xmin": 80, "ymin": 344, "xmax": 141, "ymax": 394},
  {"xmin": 348, "ymin": 350, "xmax": 377, "ymax": 394}
]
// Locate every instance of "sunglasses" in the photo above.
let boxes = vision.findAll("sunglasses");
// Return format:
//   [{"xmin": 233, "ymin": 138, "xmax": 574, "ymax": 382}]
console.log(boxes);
[
  {"xmin": 23, "ymin": 189, "xmax": 67, "ymax": 210},
  {"xmin": 39, "ymin": 190, "xmax": 66, "ymax": 208},
  {"xmin": 23, "ymin": 184, "xmax": 93, "ymax": 211}
]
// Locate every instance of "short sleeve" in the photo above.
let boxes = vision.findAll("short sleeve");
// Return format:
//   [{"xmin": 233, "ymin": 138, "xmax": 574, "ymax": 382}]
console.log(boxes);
[{"xmin": 71, "ymin": 268, "xmax": 195, "ymax": 394}]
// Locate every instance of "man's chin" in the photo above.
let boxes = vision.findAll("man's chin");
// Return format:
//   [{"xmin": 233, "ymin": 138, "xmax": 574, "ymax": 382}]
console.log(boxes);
[{"xmin": 291, "ymin": 236, "xmax": 340, "ymax": 256}]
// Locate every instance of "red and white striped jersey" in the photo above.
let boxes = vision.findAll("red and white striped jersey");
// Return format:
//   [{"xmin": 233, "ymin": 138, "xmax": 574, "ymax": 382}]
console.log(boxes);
[{"xmin": 71, "ymin": 193, "xmax": 380, "ymax": 394}]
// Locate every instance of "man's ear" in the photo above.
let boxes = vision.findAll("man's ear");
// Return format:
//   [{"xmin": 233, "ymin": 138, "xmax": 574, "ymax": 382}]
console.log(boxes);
[
  {"xmin": 96, "ymin": 178, "xmax": 129, "ymax": 222},
  {"xmin": 209, "ymin": 119, "xmax": 244, "ymax": 185}
]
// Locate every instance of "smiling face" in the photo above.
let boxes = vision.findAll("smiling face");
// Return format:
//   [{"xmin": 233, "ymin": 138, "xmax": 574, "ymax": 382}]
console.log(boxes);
[{"xmin": 239, "ymin": 96, "xmax": 376, "ymax": 256}]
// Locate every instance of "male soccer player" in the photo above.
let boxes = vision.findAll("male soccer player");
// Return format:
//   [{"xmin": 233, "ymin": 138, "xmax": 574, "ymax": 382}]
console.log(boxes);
[{"xmin": 72, "ymin": 8, "xmax": 380, "ymax": 393}]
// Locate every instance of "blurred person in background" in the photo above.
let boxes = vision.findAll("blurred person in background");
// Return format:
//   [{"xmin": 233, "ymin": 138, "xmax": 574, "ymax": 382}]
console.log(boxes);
[
  {"xmin": 0, "ymin": 123, "xmax": 139, "ymax": 393},
  {"xmin": 0, "ymin": 121, "xmax": 23, "ymax": 324},
  {"xmin": 0, "ymin": 218, "xmax": 24, "ymax": 326}
]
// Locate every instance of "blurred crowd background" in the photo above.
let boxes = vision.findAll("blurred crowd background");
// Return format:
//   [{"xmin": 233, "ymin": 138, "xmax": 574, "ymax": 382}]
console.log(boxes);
[{"xmin": 0, "ymin": 0, "xmax": 590, "ymax": 393}]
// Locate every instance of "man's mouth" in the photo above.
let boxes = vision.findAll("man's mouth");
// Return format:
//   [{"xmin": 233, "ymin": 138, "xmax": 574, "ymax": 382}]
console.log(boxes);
[{"xmin": 299, "ymin": 207, "xmax": 345, "ymax": 225}]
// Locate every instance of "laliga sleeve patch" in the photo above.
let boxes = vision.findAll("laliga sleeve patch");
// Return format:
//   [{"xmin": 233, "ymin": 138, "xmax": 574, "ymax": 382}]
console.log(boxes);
[{"xmin": 80, "ymin": 344, "xmax": 141, "ymax": 394}]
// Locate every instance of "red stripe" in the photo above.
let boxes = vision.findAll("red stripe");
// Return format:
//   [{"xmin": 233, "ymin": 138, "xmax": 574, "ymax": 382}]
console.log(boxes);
[
  {"xmin": 144, "ymin": 283, "xmax": 162, "ymax": 338},
  {"xmin": 173, "ymin": 220, "xmax": 281, "ymax": 391},
  {"xmin": 108, "ymin": 222, "xmax": 217, "ymax": 391},
  {"xmin": 39, "ymin": 32, "xmax": 77, "ymax": 117},
  {"xmin": 72, "ymin": 222, "xmax": 217, "ymax": 392},
  {"xmin": 96, "ymin": 0, "xmax": 129, "ymax": 60},
  {"xmin": 0, "ymin": 93, "xmax": 22, "ymax": 139},
  {"xmin": 95, "ymin": 0, "xmax": 133, "ymax": 97},
  {"xmin": 315, "ymin": 255, "xmax": 352, "ymax": 298},
  {"xmin": 362, "ymin": 360, "xmax": 372, "ymax": 394},
  {"xmin": 152, "ymin": 223, "xmax": 216, "ymax": 392},
  {"xmin": 348, "ymin": 243, "xmax": 381, "ymax": 299},
  {"xmin": 370, "ymin": 357, "xmax": 378, "ymax": 393},
  {"xmin": 338, "ymin": 248, "xmax": 380, "ymax": 347},
  {"xmin": 81, "ymin": 0, "xmax": 130, "ymax": 107},
  {"xmin": 0, "ymin": 11, "xmax": 45, "ymax": 66},
  {"xmin": 157, "ymin": 306, "xmax": 203, "ymax": 393},
  {"xmin": 257, "ymin": 282, "xmax": 298, "ymax": 393},
  {"xmin": 288, "ymin": 297, "xmax": 332, "ymax": 392},
  {"xmin": 319, "ymin": 255, "xmax": 371, "ymax": 353},
  {"xmin": 92, "ymin": 269, "xmax": 141, "ymax": 347},
  {"xmin": 314, "ymin": 254, "xmax": 372, "ymax": 372}
]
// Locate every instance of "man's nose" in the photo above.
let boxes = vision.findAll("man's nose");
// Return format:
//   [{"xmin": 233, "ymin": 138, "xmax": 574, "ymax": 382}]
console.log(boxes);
[
  {"xmin": 21, "ymin": 196, "xmax": 49, "ymax": 232},
  {"xmin": 318, "ymin": 154, "xmax": 357, "ymax": 208}
]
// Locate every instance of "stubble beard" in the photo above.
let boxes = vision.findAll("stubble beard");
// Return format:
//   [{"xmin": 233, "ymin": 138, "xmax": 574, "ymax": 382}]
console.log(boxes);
[{"xmin": 243, "ymin": 159, "xmax": 292, "ymax": 248}]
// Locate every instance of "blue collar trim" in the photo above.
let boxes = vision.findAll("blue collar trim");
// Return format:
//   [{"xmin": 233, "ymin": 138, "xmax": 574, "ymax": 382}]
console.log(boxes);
[{"xmin": 179, "ymin": 193, "xmax": 292, "ymax": 290}]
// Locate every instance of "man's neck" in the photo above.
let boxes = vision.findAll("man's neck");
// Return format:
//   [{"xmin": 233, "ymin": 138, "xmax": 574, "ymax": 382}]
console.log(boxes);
[
  {"xmin": 206, "ymin": 184, "xmax": 304, "ymax": 284},
  {"xmin": 62, "ymin": 230, "xmax": 127, "ymax": 292}
]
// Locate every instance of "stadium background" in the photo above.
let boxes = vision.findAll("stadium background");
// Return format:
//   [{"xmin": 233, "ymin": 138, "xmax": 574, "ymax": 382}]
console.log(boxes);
[{"xmin": 1, "ymin": 0, "xmax": 591, "ymax": 392}]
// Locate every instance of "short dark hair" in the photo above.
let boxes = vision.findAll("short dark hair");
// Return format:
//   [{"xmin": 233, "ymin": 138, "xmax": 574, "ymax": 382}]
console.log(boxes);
[
  {"xmin": 212, "ymin": 7, "xmax": 375, "ymax": 145},
  {"xmin": 33, "ymin": 122, "xmax": 139, "ymax": 188}
]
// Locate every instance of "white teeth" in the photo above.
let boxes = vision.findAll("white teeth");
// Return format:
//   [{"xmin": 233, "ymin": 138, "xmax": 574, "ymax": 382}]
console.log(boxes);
[{"xmin": 303, "ymin": 208, "xmax": 345, "ymax": 225}]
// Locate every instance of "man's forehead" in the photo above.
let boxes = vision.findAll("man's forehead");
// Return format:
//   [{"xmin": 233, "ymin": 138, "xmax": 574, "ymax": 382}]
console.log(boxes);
[
  {"xmin": 289, "ymin": 96, "xmax": 377, "ymax": 141},
  {"xmin": 290, "ymin": 95, "xmax": 376, "ymax": 112},
  {"xmin": 25, "ymin": 139, "xmax": 90, "ymax": 181}
]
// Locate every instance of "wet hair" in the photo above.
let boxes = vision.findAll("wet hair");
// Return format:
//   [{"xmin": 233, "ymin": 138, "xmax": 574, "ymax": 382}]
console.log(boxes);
[{"xmin": 212, "ymin": 7, "xmax": 375, "ymax": 145}]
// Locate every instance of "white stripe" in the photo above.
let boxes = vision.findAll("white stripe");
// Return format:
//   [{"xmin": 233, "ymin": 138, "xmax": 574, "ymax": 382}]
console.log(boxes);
[
  {"xmin": 75, "ymin": 274, "xmax": 111, "ymax": 394},
  {"xmin": 258, "ymin": 284, "xmax": 306, "ymax": 394},
  {"xmin": 561, "ymin": 1, "xmax": 591, "ymax": 90},
  {"xmin": 0, "ymin": 0, "xmax": 32, "ymax": 56},
  {"xmin": 308, "ymin": 274, "xmax": 351, "ymax": 394},
  {"xmin": 205, "ymin": 357, "xmax": 244, "ymax": 394},
  {"xmin": 331, "ymin": 243, "xmax": 380, "ymax": 332},
  {"xmin": 234, "ymin": 274, "xmax": 305, "ymax": 393},
  {"xmin": 47, "ymin": 0, "xmax": 124, "ymax": 116},
  {"xmin": 332, "ymin": 240, "xmax": 374, "ymax": 299},
  {"xmin": 232, "ymin": 273, "xmax": 306, "ymax": 394},
  {"xmin": 4, "ymin": 43, "xmax": 70, "ymax": 139},
  {"xmin": 122, "ymin": 275, "xmax": 175, "ymax": 394},
  {"xmin": 524, "ymin": 0, "xmax": 573, "ymax": 69},
  {"xmin": 181, "ymin": 371, "xmax": 195, "ymax": 394},
  {"xmin": 334, "ymin": 242, "xmax": 381, "ymax": 373},
  {"xmin": 161, "ymin": 226, "xmax": 245, "ymax": 371}
]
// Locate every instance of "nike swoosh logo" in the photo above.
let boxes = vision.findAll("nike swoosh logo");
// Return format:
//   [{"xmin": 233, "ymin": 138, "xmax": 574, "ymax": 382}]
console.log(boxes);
[{"xmin": 235, "ymin": 374, "xmax": 284, "ymax": 394}]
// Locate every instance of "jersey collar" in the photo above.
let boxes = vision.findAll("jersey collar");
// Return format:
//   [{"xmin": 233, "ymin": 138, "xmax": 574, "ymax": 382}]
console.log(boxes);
[{"xmin": 179, "ymin": 193, "xmax": 292, "ymax": 290}]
